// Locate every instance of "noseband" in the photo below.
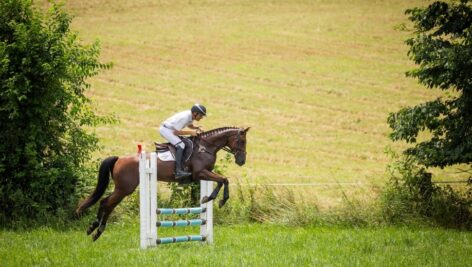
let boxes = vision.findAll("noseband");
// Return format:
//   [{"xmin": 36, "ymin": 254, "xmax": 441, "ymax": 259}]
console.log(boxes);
[{"xmin": 223, "ymin": 145, "xmax": 246, "ymax": 157}]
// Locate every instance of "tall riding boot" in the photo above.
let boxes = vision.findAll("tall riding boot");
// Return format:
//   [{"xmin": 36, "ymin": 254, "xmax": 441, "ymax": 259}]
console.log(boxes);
[{"xmin": 175, "ymin": 146, "xmax": 191, "ymax": 179}]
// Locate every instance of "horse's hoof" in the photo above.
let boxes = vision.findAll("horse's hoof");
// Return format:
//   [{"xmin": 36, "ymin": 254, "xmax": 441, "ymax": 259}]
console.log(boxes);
[
  {"xmin": 92, "ymin": 234, "xmax": 100, "ymax": 242},
  {"xmin": 92, "ymin": 231, "xmax": 103, "ymax": 242},
  {"xmin": 201, "ymin": 196, "xmax": 209, "ymax": 204},
  {"xmin": 87, "ymin": 221, "xmax": 99, "ymax": 235},
  {"xmin": 86, "ymin": 225, "xmax": 96, "ymax": 235},
  {"xmin": 86, "ymin": 228, "xmax": 94, "ymax": 235},
  {"xmin": 218, "ymin": 199, "xmax": 226, "ymax": 208}
]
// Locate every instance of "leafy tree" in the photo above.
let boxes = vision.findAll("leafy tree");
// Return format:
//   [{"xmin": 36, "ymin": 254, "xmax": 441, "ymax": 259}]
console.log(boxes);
[
  {"xmin": 384, "ymin": 0, "xmax": 471, "ymax": 229},
  {"xmin": 388, "ymin": 0, "xmax": 472, "ymax": 170},
  {"xmin": 0, "ymin": 0, "xmax": 111, "ymax": 224}
]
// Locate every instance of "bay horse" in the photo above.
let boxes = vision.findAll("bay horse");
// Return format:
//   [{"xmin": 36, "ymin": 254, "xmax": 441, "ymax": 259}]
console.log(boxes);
[{"xmin": 76, "ymin": 126, "xmax": 250, "ymax": 241}]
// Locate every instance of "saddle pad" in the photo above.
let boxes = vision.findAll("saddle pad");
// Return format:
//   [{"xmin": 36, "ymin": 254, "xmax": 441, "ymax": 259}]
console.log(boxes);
[{"xmin": 157, "ymin": 151, "xmax": 175, "ymax": 162}]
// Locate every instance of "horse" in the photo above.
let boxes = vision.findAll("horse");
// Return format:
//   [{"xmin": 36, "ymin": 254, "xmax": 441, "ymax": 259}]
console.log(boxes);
[{"xmin": 75, "ymin": 126, "xmax": 250, "ymax": 241}]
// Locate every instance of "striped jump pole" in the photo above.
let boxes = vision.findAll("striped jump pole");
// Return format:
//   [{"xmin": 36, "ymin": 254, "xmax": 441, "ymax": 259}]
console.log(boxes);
[{"xmin": 138, "ymin": 147, "xmax": 213, "ymax": 249}]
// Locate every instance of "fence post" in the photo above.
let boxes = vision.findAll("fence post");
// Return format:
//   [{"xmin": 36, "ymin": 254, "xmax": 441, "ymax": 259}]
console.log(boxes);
[
  {"xmin": 200, "ymin": 180, "xmax": 213, "ymax": 244},
  {"xmin": 150, "ymin": 152, "xmax": 158, "ymax": 245},
  {"xmin": 139, "ymin": 151, "xmax": 149, "ymax": 249}
]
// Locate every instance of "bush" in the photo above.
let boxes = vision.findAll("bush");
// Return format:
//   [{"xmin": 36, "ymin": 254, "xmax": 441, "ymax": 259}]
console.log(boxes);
[
  {"xmin": 381, "ymin": 152, "xmax": 472, "ymax": 229},
  {"xmin": 0, "ymin": 0, "xmax": 111, "ymax": 225}
]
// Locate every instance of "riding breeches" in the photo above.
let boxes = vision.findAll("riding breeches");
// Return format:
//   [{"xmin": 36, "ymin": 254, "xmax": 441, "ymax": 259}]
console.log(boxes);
[{"xmin": 159, "ymin": 125, "xmax": 185, "ymax": 149}]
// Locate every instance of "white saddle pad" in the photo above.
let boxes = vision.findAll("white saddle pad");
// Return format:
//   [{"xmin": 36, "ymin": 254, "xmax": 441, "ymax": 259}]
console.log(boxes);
[{"xmin": 157, "ymin": 151, "xmax": 175, "ymax": 161}]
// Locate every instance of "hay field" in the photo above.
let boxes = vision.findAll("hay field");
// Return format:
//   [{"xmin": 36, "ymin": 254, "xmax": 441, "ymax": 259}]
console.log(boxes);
[{"xmin": 65, "ymin": 0, "xmax": 448, "ymax": 207}]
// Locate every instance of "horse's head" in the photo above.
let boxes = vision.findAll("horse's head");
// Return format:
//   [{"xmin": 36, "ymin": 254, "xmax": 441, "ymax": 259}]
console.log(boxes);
[
  {"xmin": 198, "ymin": 126, "xmax": 250, "ymax": 166},
  {"xmin": 228, "ymin": 127, "xmax": 250, "ymax": 166}
]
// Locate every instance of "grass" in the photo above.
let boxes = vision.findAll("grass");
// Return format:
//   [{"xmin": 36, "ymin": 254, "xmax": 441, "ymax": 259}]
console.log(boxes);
[{"xmin": 1, "ymin": 222, "xmax": 471, "ymax": 266}]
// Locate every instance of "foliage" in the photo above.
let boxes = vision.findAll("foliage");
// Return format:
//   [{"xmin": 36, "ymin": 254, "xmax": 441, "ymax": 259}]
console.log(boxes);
[
  {"xmin": 388, "ymin": 0, "xmax": 472, "ymax": 169},
  {"xmin": 0, "ymin": 0, "xmax": 112, "ymax": 225},
  {"xmin": 384, "ymin": 0, "xmax": 472, "ymax": 229},
  {"xmin": 157, "ymin": 153, "xmax": 320, "ymax": 226},
  {"xmin": 381, "ymin": 151, "xmax": 471, "ymax": 229},
  {"xmin": 162, "ymin": 153, "xmax": 232, "ymax": 207}
]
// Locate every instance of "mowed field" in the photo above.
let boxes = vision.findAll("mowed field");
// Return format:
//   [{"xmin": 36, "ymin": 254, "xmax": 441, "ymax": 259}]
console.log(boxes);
[
  {"xmin": 2, "ymin": 223, "xmax": 471, "ymax": 266},
  {"xmin": 65, "ymin": 0, "xmax": 451, "ymax": 207}
]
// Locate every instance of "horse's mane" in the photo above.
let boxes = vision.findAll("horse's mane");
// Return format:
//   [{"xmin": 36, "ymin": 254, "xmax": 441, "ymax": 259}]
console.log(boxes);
[{"xmin": 199, "ymin": 127, "xmax": 241, "ymax": 138}]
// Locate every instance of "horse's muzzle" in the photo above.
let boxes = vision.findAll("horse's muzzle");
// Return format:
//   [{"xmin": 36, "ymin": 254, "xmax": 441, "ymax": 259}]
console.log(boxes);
[
  {"xmin": 235, "ymin": 156, "xmax": 246, "ymax": 166},
  {"xmin": 234, "ymin": 150, "xmax": 246, "ymax": 166}
]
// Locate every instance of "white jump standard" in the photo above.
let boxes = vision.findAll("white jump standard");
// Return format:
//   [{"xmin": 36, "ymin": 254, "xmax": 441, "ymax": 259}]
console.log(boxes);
[{"xmin": 139, "ymin": 150, "xmax": 213, "ymax": 249}]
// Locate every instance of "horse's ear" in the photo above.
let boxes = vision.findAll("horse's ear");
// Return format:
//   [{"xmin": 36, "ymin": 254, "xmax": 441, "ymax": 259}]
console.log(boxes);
[{"xmin": 244, "ymin": 127, "xmax": 251, "ymax": 133}]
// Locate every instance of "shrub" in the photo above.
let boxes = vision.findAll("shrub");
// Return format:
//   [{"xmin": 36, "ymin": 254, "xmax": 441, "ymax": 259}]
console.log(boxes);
[
  {"xmin": 381, "ymin": 152, "xmax": 471, "ymax": 229},
  {"xmin": 0, "ymin": 0, "xmax": 112, "ymax": 225}
]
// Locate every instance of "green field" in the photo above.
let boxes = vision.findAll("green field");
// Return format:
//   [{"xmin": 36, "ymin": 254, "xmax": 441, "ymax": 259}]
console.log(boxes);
[
  {"xmin": 1, "ymin": 222, "xmax": 471, "ymax": 266},
  {"xmin": 60, "ymin": 0, "xmax": 468, "ymax": 208}
]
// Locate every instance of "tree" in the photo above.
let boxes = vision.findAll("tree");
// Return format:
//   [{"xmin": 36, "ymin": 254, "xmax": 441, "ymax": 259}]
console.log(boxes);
[
  {"xmin": 0, "ymin": 0, "xmax": 111, "ymax": 224},
  {"xmin": 384, "ymin": 0, "xmax": 471, "ymax": 229},
  {"xmin": 388, "ymin": 0, "xmax": 472, "ymax": 170}
]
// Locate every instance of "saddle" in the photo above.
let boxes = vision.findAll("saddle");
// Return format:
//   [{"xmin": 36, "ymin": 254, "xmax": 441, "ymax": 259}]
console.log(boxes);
[{"xmin": 154, "ymin": 138, "xmax": 194, "ymax": 164}]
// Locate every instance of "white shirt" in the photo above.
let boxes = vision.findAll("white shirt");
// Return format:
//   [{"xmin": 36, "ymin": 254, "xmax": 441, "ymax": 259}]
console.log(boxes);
[{"xmin": 162, "ymin": 110, "xmax": 193, "ymax": 131}]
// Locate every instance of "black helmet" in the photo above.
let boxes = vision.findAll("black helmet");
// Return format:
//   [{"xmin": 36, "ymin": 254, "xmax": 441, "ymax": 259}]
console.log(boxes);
[{"xmin": 191, "ymin": 103, "xmax": 207, "ymax": 116}]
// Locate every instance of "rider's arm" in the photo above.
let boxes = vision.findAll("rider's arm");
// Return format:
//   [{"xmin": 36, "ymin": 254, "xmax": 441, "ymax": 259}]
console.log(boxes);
[
  {"xmin": 187, "ymin": 124, "xmax": 203, "ymax": 130},
  {"xmin": 173, "ymin": 129, "xmax": 198, "ymax": 136}
]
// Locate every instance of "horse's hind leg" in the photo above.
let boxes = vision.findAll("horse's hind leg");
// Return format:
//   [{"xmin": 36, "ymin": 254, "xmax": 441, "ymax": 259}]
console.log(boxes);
[{"xmin": 88, "ymin": 190, "xmax": 126, "ymax": 241}]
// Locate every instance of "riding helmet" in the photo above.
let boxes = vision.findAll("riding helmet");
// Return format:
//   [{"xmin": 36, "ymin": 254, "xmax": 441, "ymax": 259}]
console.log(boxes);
[{"xmin": 191, "ymin": 103, "xmax": 207, "ymax": 116}]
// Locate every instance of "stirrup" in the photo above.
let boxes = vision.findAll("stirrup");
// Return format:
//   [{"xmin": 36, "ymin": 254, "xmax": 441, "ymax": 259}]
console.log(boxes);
[{"xmin": 175, "ymin": 170, "xmax": 191, "ymax": 179}]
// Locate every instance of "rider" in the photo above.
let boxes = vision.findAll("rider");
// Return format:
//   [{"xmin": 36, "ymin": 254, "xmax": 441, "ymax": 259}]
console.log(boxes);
[{"xmin": 159, "ymin": 104, "xmax": 206, "ymax": 179}]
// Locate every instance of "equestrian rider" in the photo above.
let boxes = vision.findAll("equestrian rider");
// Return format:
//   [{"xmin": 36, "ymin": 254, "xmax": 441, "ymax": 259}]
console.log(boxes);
[{"xmin": 159, "ymin": 104, "xmax": 206, "ymax": 179}]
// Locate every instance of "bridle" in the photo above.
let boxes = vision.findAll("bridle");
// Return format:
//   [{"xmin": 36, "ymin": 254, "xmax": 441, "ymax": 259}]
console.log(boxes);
[{"xmin": 197, "ymin": 132, "xmax": 246, "ymax": 157}]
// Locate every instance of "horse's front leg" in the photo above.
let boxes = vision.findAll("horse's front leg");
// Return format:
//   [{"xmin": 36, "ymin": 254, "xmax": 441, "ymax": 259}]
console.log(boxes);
[
  {"xmin": 198, "ymin": 169, "xmax": 230, "ymax": 207},
  {"xmin": 201, "ymin": 181, "xmax": 223, "ymax": 204},
  {"xmin": 220, "ymin": 178, "xmax": 229, "ymax": 208}
]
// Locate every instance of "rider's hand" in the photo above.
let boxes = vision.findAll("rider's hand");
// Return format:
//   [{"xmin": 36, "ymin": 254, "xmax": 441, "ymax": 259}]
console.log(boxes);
[{"xmin": 191, "ymin": 130, "xmax": 199, "ymax": 136}]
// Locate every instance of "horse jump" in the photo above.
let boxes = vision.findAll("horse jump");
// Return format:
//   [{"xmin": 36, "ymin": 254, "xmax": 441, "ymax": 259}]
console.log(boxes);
[{"xmin": 139, "ymin": 149, "xmax": 213, "ymax": 249}]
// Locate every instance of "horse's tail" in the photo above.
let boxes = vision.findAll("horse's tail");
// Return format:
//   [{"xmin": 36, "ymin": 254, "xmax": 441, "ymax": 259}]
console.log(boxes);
[{"xmin": 75, "ymin": 156, "xmax": 119, "ymax": 217}]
